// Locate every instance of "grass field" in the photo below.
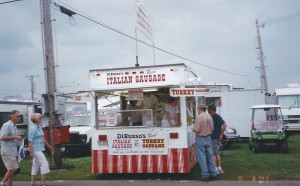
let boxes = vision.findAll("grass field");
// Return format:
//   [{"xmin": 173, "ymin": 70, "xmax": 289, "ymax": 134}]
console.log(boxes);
[{"xmin": 14, "ymin": 133, "xmax": 300, "ymax": 181}]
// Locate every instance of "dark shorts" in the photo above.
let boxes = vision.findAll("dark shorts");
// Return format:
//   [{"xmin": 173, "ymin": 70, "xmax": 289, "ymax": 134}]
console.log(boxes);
[{"xmin": 212, "ymin": 139, "xmax": 220, "ymax": 155}]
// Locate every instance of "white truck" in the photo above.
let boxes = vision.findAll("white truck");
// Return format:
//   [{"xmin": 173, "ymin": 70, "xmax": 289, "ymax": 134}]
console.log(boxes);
[
  {"xmin": 202, "ymin": 84, "xmax": 266, "ymax": 138},
  {"xmin": 275, "ymin": 84, "xmax": 300, "ymax": 131}
]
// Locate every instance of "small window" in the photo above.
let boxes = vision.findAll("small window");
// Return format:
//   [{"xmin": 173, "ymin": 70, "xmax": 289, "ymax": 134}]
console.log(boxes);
[
  {"xmin": 0, "ymin": 112, "xmax": 10, "ymax": 127},
  {"xmin": 205, "ymin": 97, "xmax": 221, "ymax": 107},
  {"xmin": 0, "ymin": 112, "xmax": 23, "ymax": 127}
]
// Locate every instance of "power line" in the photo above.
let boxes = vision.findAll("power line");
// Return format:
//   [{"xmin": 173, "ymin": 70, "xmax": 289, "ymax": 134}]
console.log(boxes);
[
  {"xmin": 0, "ymin": 0, "xmax": 23, "ymax": 5},
  {"xmin": 53, "ymin": 2, "xmax": 247, "ymax": 77},
  {"xmin": 0, "ymin": 89, "xmax": 30, "ymax": 92}
]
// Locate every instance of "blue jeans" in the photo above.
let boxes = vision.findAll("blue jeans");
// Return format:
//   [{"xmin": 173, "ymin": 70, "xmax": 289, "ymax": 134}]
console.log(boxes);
[{"xmin": 195, "ymin": 136, "xmax": 217, "ymax": 178}]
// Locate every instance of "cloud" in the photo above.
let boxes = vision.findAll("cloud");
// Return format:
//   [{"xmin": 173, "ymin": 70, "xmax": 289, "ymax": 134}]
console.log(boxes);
[{"xmin": 0, "ymin": 0, "xmax": 299, "ymax": 99}]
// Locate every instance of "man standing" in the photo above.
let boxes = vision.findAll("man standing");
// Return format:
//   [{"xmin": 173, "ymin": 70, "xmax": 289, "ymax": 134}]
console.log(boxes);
[
  {"xmin": 207, "ymin": 104, "xmax": 227, "ymax": 174},
  {"xmin": 0, "ymin": 110, "xmax": 22, "ymax": 186},
  {"xmin": 193, "ymin": 104, "xmax": 217, "ymax": 182}
]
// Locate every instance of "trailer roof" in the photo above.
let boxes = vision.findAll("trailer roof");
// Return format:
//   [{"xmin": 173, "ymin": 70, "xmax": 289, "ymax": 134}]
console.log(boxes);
[
  {"xmin": 89, "ymin": 63, "xmax": 199, "ymax": 91},
  {"xmin": 0, "ymin": 100, "xmax": 41, "ymax": 105},
  {"xmin": 275, "ymin": 87, "xmax": 300, "ymax": 96},
  {"xmin": 89, "ymin": 63, "xmax": 186, "ymax": 72},
  {"xmin": 251, "ymin": 104, "xmax": 281, "ymax": 109}
]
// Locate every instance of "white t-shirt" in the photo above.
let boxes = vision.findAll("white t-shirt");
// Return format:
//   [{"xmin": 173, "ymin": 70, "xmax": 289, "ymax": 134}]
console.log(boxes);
[
  {"xmin": 161, "ymin": 103, "xmax": 180, "ymax": 127},
  {"xmin": 163, "ymin": 103, "xmax": 180, "ymax": 121}
]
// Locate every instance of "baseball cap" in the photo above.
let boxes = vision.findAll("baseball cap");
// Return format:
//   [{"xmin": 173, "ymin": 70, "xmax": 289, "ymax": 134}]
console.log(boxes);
[{"xmin": 207, "ymin": 104, "xmax": 216, "ymax": 110}]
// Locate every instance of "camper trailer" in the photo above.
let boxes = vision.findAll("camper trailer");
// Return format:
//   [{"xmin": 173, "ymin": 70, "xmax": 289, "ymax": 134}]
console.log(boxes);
[
  {"xmin": 275, "ymin": 84, "xmax": 300, "ymax": 131},
  {"xmin": 203, "ymin": 84, "xmax": 266, "ymax": 138},
  {"xmin": 0, "ymin": 100, "xmax": 42, "ymax": 138}
]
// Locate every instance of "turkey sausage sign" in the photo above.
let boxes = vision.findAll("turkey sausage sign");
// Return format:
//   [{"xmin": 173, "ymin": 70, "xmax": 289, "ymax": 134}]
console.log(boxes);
[{"xmin": 169, "ymin": 88, "xmax": 210, "ymax": 97}]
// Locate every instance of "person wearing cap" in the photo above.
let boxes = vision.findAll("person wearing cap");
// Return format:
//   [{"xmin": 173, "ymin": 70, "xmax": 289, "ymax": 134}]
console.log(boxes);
[
  {"xmin": 0, "ymin": 110, "xmax": 23, "ymax": 186},
  {"xmin": 207, "ymin": 104, "xmax": 227, "ymax": 175},
  {"xmin": 193, "ymin": 104, "xmax": 217, "ymax": 182}
]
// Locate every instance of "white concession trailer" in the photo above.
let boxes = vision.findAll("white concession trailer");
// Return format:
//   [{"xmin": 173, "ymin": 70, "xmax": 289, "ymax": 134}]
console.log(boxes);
[{"xmin": 89, "ymin": 63, "xmax": 205, "ymax": 174}]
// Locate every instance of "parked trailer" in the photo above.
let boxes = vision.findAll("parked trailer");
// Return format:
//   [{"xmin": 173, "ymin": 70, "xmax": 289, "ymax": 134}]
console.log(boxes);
[
  {"xmin": 202, "ymin": 85, "xmax": 266, "ymax": 138},
  {"xmin": 275, "ymin": 84, "xmax": 300, "ymax": 131},
  {"xmin": 89, "ymin": 63, "xmax": 207, "ymax": 174},
  {"xmin": 0, "ymin": 100, "xmax": 42, "ymax": 138}
]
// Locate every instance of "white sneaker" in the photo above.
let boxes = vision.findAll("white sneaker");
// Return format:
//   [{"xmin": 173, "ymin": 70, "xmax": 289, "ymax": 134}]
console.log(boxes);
[
  {"xmin": 218, "ymin": 167, "xmax": 224, "ymax": 174},
  {"xmin": 0, "ymin": 182, "xmax": 6, "ymax": 186},
  {"xmin": 215, "ymin": 168, "xmax": 220, "ymax": 175}
]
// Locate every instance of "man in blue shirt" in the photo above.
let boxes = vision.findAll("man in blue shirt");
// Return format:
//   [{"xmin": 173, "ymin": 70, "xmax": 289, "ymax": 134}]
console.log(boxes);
[{"xmin": 207, "ymin": 104, "xmax": 227, "ymax": 175}]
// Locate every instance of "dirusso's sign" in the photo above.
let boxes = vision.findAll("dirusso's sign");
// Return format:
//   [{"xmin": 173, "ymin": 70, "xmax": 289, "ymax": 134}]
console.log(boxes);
[{"xmin": 107, "ymin": 130, "xmax": 168, "ymax": 155}]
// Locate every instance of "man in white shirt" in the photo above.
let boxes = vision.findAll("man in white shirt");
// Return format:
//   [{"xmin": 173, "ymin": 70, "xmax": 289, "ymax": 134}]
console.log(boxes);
[
  {"xmin": 0, "ymin": 110, "xmax": 23, "ymax": 186},
  {"xmin": 161, "ymin": 97, "xmax": 180, "ymax": 127}
]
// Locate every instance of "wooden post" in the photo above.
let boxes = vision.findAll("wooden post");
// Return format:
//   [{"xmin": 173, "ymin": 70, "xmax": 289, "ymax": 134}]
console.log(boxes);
[{"xmin": 41, "ymin": 0, "xmax": 61, "ymax": 169}]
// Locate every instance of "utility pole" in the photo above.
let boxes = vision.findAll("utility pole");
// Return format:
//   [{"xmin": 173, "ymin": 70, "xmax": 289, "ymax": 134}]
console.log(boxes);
[
  {"xmin": 26, "ymin": 75, "xmax": 39, "ymax": 100},
  {"xmin": 256, "ymin": 19, "xmax": 268, "ymax": 93},
  {"xmin": 41, "ymin": 0, "xmax": 61, "ymax": 169}
]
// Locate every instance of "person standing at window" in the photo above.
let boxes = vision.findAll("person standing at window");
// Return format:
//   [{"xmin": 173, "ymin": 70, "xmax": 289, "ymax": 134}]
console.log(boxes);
[{"xmin": 162, "ymin": 97, "xmax": 180, "ymax": 127}]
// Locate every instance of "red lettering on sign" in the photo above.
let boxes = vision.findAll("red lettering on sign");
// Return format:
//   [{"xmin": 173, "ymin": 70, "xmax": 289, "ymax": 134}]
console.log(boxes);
[
  {"xmin": 106, "ymin": 74, "xmax": 166, "ymax": 85},
  {"xmin": 107, "ymin": 76, "xmax": 133, "ymax": 85}
]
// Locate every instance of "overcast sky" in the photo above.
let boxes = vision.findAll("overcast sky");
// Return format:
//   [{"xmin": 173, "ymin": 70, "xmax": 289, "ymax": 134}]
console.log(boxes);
[{"xmin": 0, "ymin": 0, "xmax": 299, "ymax": 100}]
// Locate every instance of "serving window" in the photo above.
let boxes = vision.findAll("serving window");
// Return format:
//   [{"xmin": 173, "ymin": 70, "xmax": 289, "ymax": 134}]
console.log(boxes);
[
  {"xmin": 96, "ymin": 109, "xmax": 153, "ymax": 128},
  {"xmin": 94, "ymin": 87, "xmax": 191, "ymax": 128}
]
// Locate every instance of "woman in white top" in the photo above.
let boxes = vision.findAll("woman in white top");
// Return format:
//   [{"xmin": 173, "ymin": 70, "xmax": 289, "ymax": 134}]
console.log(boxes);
[{"xmin": 162, "ymin": 97, "xmax": 180, "ymax": 127}]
